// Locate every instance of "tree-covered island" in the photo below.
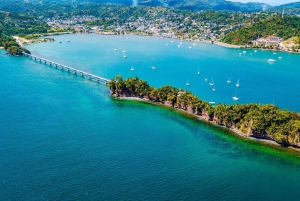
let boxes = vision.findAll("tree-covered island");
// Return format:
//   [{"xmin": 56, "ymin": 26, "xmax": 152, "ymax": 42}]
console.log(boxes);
[{"xmin": 109, "ymin": 75, "xmax": 300, "ymax": 149}]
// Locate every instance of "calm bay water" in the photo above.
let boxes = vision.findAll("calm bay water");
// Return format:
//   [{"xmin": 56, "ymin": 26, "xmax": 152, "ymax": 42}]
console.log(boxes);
[
  {"xmin": 1, "ymin": 34, "xmax": 300, "ymax": 200},
  {"xmin": 27, "ymin": 33, "xmax": 300, "ymax": 112}
]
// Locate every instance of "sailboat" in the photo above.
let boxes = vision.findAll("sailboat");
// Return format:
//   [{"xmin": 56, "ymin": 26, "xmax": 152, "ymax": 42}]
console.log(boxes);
[
  {"xmin": 204, "ymin": 76, "xmax": 208, "ymax": 82},
  {"xmin": 209, "ymin": 78, "xmax": 214, "ymax": 86},
  {"xmin": 186, "ymin": 79, "xmax": 190, "ymax": 86},
  {"xmin": 197, "ymin": 68, "xmax": 200, "ymax": 75},
  {"xmin": 232, "ymin": 91, "xmax": 239, "ymax": 101},
  {"xmin": 131, "ymin": 65, "xmax": 134, "ymax": 71},
  {"xmin": 209, "ymin": 99, "xmax": 216, "ymax": 105},
  {"xmin": 236, "ymin": 78, "xmax": 240, "ymax": 88},
  {"xmin": 227, "ymin": 78, "xmax": 231, "ymax": 83},
  {"xmin": 212, "ymin": 85, "xmax": 216, "ymax": 92}
]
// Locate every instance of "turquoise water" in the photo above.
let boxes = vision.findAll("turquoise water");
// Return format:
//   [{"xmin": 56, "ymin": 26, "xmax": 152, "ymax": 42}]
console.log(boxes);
[
  {"xmin": 1, "ymin": 35, "xmax": 300, "ymax": 200},
  {"xmin": 26, "ymin": 33, "xmax": 300, "ymax": 112}
]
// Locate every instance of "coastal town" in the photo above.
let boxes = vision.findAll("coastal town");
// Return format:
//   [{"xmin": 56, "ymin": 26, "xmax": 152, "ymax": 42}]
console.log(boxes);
[{"xmin": 43, "ymin": 7, "xmax": 299, "ymax": 52}]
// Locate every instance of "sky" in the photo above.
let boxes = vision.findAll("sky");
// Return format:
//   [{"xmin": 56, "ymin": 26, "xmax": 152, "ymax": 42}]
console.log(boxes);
[{"xmin": 229, "ymin": 0, "xmax": 299, "ymax": 6}]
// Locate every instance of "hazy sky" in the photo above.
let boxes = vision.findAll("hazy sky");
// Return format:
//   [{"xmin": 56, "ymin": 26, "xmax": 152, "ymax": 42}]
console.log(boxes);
[{"xmin": 229, "ymin": 0, "xmax": 299, "ymax": 6}]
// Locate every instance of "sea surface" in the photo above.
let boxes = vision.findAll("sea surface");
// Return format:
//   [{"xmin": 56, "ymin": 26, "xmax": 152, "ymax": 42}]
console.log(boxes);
[
  {"xmin": 27, "ymin": 34, "xmax": 300, "ymax": 112},
  {"xmin": 1, "ymin": 34, "xmax": 300, "ymax": 200}
]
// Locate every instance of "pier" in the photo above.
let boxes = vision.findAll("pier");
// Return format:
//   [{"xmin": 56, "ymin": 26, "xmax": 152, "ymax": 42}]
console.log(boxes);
[{"xmin": 22, "ymin": 52, "xmax": 110, "ymax": 84}]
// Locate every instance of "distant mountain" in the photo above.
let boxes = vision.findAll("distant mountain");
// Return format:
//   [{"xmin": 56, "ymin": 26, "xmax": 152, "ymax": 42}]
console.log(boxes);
[
  {"xmin": 275, "ymin": 1, "xmax": 300, "ymax": 9},
  {"xmin": 90, "ymin": 0, "xmax": 273, "ymax": 11},
  {"xmin": 156, "ymin": 0, "xmax": 273, "ymax": 11}
]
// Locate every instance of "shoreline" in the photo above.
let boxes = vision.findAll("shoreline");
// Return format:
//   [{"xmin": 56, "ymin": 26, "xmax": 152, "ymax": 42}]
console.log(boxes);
[{"xmin": 116, "ymin": 96, "xmax": 300, "ymax": 153}]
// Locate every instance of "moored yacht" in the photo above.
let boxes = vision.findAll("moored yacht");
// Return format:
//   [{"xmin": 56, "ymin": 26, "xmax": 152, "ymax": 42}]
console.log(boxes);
[
  {"xmin": 236, "ymin": 78, "xmax": 240, "ymax": 88},
  {"xmin": 268, "ymin": 59, "xmax": 276, "ymax": 62},
  {"xmin": 209, "ymin": 78, "xmax": 214, "ymax": 86}
]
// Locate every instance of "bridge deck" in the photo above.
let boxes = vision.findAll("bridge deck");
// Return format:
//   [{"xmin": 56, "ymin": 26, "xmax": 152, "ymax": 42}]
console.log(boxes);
[{"xmin": 22, "ymin": 52, "xmax": 110, "ymax": 83}]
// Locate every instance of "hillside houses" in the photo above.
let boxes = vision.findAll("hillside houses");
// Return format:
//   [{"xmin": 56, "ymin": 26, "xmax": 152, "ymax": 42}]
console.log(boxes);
[{"xmin": 253, "ymin": 36, "xmax": 282, "ymax": 47}]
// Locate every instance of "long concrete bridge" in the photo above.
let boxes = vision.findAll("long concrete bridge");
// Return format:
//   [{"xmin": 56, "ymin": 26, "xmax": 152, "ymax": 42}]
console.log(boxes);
[{"xmin": 22, "ymin": 52, "xmax": 110, "ymax": 84}]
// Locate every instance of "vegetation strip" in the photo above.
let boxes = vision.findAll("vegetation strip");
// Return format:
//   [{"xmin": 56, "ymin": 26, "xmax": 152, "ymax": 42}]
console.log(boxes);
[{"xmin": 109, "ymin": 75, "xmax": 300, "ymax": 149}]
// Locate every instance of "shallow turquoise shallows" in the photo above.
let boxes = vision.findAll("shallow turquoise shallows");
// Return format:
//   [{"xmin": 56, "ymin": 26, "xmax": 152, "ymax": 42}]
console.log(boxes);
[{"xmin": 1, "ymin": 34, "xmax": 300, "ymax": 200}]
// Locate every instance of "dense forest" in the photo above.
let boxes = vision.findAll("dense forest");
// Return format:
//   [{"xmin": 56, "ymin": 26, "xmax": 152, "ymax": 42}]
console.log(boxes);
[
  {"xmin": 0, "ymin": 11, "xmax": 49, "ymax": 55},
  {"xmin": 109, "ymin": 75, "xmax": 300, "ymax": 148},
  {"xmin": 222, "ymin": 15, "xmax": 300, "ymax": 45}
]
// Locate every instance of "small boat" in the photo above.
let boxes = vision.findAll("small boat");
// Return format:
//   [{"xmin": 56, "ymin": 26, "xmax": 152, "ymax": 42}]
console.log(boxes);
[
  {"xmin": 209, "ymin": 78, "xmax": 214, "ymax": 86},
  {"xmin": 178, "ymin": 45, "xmax": 181, "ymax": 47},
  {"xmin": 123, "ymin": 55, "xmax": 127, "ymax": 58},
  {"xmin": 227, "ymin": 78, "xmax": 231, "ymax": 83},
  {"xmin": 232, "ymin": 91, "xmax": 239, "ymax": 101},
  {"xmin": 209, "ymin": 101, "xmax": 215, "ymax": 105},
  {"xmin": 166, "ymin": 44, "xmax": 168, "ymax": 46},
  {"xmin": 171, "ymin": 41, "xmax": 174, "ymax": 43},
  {"xmin": 278, "ymin": 56, "xmax": 283, "ymax": 59},
  {"xmin": 268, "ymin": 59, "xmax": 276, "ymax": 62},
  {"xmin": 186, "ymin": 79, "xmax": 190, "ymax": 86},
  {"xmin": 122, "ymin": 50, "xmax": 126, "ymax": 53},
  {"xmin": 254, "ymin": 50, "xmax": 257, "ymax": 53},
  {"xmin": 232, "ymin": 96, "xmax": 239, "ymax": 101},
  {"xmin": 197, "ymin": 68, "xmax": 200, "ymax": 75},
  {"xmin": 273, "ymin": 52, "xmax": 277, "ymax": 54},
  {"xmin": 131, "ymin": 65, "xmax": 134, "ymax": 71},
  {"xmin": 151, "ymin": 66, "xmax": 156, "ymax": 70},
  {"xmin": 193, "ymin": 43, "xmax": 196, "ymax": 46},
  {"xmin": 189, "ymin": 46, "xmax": 192, "ymax": 49},
  {"xmin": 67, "ymin": 39, "xmax": 70, "ymax": 42},
  {"xmin": 236, "ymin": 78, "xmax": 240, "ymax": 88},
  {"xmin": 204, "ymin": 77, "xmax": 208, "ymax": 82},
  {"xmin": 212, "ymin": 86, "xmax": 216, "ymax": 92},
  {"xmin": 114, "ymin": 49, "xmax": 117, "ymax": 51},
  {"xmin": 239, "ymin": 53, "xmax": 242, "ymax": 55},
  {"xmin": 243, "ymin": 51, "xmax": 246, "ymax": 54}
]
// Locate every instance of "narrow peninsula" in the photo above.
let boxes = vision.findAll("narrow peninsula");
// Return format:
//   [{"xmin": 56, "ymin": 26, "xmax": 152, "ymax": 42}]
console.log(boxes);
[{"xmin": 109, "ymin": 75, "xmax": 300, "ymax": 149}]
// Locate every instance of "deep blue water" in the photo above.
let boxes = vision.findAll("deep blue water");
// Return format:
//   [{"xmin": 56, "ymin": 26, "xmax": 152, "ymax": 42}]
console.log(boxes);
[
  {"xmin": 27, "ymin": 34, "xmax": 300, "ymax": 112},
  {"xmin": 1, "ymin": 35, "xmax": 300, "ymax": 200}
]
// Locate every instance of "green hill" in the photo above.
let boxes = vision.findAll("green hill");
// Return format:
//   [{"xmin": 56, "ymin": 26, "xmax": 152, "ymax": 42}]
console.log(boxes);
[{"xmin": 222, "ymin": 15, "xmax": 300, "ymax": 45}]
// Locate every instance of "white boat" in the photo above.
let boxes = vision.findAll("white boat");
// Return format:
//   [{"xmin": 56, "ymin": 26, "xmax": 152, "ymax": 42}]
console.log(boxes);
[
  {"xmin": 171, "ymin": 41, "xmax": 174, "ymax": 43},
  {"xmin": 227, "ymin": 78, "xmax": 231, "ymax": 83},
  {"xmin": 193, "ymin": 43, "xmax": 196, "ymax": 46},
  {"xmin": 122, "ymin": 50, "xmax": 126, "ymax": 53},
  {"xmin": 239, "ymin": 53, "xmax": 242, "ymax": 55},
  {"xmin": 114, "ymin": 49, "xmax": 117, "ymax": 51},
  {"xmin": 236, "ymin": 78, "xmax": 240, "ymax": 88},
  {"xmin": 131, "ymin": 65, "xmax": 134, "ymax": 71},
  {"xmin": 254, "ymin": 50, "xmax": 257, "ymax": 53},
  {"xmin": 189, "ymin": 46, "xmax": 192, "ymax": 49},
  {"xmin": 180, "ymin": 42, "xmax": 182, "ymax": 45},
  {"xmin": 209, "ymin": 101, "xmax": 216, "ymax": 105},
  {"xmin": 209, "ymin": 78, "xmax": 214, "ymax": 86},
  {"xmin": 204, "ymin": 77, "xmax": 208, "ymax": 82},
  {"xmin": 186, "ymin": 79, "xmax": 190, "ymax": 86},
  {"xmin": 273, "ymin": 52, "xmax": 277, "ymax": 54},
  {"xmin": 123, "ymin": 55, "xmax": 127, "ymax": 58},
  {"xmin": 232, "ymin": 91, "xmax": 239, "ymax": 101},
  {"xmin": 268, "ymin": 59, "xmax": 276, "ymax": 62},
  {"xmin": 212, "ymin": 86, "xmax": 216, "ymax": 92},
  {"xmin": 178, "ymin": 45, "xmax": 181, "ymax": 47},
  {"xmin": 278, "ymin": 56, "xmax": 283, "ymax": 59},
  {"xmin": 197, "ymin": 68, "xmax": 200, "ymax": 75},
  {"xmin": 166, "ymin": 44, "xmax": 168, "ymax": 46},
  {"xmin": 151, "ymin": 66, "xmax": 156, "ymax": 70},
  {"xmin": 243, "ymin": 51, "xmax": 246, "ymax": 54},
  {"xmin": 232, "ymin": 96, "xmax": 239, "ymax": 101},
  {"xmin": 67, "ymin": 39, "xmax": 70, "ymax": 42}
]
